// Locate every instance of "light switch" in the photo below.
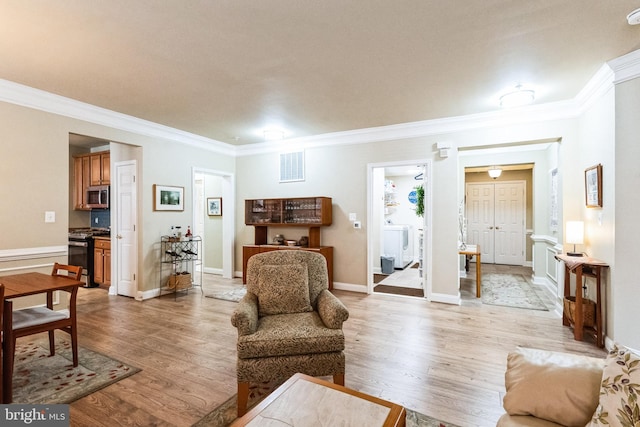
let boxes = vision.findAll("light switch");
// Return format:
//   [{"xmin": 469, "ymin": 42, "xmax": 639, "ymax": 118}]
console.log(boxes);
[
  {"xmin": 348, "ymin": 213, "xmax": 357, "ymax": 221},
  {"xmin": 45, "ymin": 211, "xmax": 55, "ymax": 223},
  {"xmin": 353, "ymin": 221, "xmax": 361, "ymax": 229}
]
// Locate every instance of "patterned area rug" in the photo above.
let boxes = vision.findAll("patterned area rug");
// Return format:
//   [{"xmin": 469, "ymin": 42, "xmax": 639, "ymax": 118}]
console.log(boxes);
[
  {"xmin": 193, "ymin": 381, "xmax": 459, "ymax": 427},
  {"xmin": 205, "ymin": 286, "xmax": 246, "ymax": 302},
  {"xmin": 481, "ymin": 273, "xmax": 548, "ymax": 311},
  {"xmin": 12, "ymin": 338, "xmax": 140, "ymax": 404}
]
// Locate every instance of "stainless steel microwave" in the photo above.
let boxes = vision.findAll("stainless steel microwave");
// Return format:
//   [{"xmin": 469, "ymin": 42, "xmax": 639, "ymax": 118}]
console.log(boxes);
[{"xmin": 86, "ymin": 185, "xmax": 109, "ymax": 209}]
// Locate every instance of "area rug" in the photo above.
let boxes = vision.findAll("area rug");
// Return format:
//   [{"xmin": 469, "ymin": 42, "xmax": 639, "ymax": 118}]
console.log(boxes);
[
  {"xmin": 205, "ymin": 286, "xmax": 247, "ymax": 302},
  {"xmin": 481, "ymin": 273, "xmax": 548, "ymax": 311},
  {"xmin": 12, "ymin": 338, "xmax": 140, "ymax": 404},
  {"xmin": 193, "ymin": 382, "xmax": 459, "ymax": 427}
]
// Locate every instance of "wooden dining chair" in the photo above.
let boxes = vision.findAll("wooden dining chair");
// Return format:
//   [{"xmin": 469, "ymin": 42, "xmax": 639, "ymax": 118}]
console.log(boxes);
[{"xmin": 2, "ymin": 263, "xmax": 81, "ymax": 401}]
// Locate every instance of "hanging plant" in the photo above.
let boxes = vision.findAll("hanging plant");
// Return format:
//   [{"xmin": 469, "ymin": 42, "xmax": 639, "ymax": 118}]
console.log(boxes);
[{"xmin": 415, "ymin": 185, "xmax": 424, "ymax": 217}]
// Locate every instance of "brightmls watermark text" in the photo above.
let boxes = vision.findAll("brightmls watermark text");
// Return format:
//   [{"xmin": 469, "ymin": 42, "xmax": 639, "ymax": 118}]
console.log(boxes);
[{"xmin": 1, "ymin": 405, "xmax": 69, "ymax": 426}]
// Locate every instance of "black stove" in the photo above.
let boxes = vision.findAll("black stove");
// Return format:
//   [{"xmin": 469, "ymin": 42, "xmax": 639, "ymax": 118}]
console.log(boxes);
[{"xmin": 68, "ymin": 228, "xmax": 110, "ymax": 287}]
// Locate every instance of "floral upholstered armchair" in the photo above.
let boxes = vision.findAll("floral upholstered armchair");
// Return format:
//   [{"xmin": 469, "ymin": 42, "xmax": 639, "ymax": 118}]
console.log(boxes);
[{"xmin": 231, "ymin": 250, "xmax": 349, "ymax": 416}]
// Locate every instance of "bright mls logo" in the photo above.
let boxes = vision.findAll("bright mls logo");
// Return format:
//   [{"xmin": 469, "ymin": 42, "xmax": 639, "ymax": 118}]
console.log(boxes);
[{"xmin": 1, "ymin": 405, "xmax": 69, "ymax": 426}]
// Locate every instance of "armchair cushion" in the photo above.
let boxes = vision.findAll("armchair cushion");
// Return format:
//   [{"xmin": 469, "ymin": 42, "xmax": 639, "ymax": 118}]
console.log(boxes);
[
  {"xmin": 503, "ymin": 347, "xmax": 604, "ymax": 426},
  {"xmin": 257, "ymin": 264, "xmax": 312, "ymax": 316},
  {"xmin": 237, "ymin": 311, "xmax": 345, "ymax": 359}
]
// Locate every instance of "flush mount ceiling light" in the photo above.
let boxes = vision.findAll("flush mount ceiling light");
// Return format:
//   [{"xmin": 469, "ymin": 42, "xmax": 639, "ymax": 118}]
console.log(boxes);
[
  {"xmin": 263, "ymin": 128, "xmax": 285, "ymax": 141},
  {"xmin": 628, "ymin": 8, "xmax": 640, "ymax": 25},
  {"xmin": 488, "ymin": 166, "xmax": 502, "ymax": 179},
  {"xmin": 499, "ymin": 85, "xmax": 535, "ymax": 108}
]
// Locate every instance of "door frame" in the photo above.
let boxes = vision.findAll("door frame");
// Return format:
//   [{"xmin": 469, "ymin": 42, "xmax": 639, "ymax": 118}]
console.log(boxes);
[
  {"xmin": 366, "ymin": 159, "xmax": 432, "ymax": 298},
  {"xmin": 192, "ymin": 167, "xmax": 235, "ymax": 279}
]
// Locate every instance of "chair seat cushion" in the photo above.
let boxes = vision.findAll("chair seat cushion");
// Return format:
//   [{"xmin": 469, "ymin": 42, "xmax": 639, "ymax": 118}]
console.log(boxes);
[
  {"xmin": 237, "ymin": 311, "xmax": 345, "ymax": 359},
  {"xmin": 13, "ymin": 307, "xmax": 68, "ymax": 329}
]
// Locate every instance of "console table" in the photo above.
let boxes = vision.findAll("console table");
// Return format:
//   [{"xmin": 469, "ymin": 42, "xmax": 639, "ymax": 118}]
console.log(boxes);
[
  {"xmin": 555, "ymin": 254, "xmax": 608, "ymax": 348},
  {"xmin": 459, "ymin": 244, "xmax": 481, "ymax": 297}
]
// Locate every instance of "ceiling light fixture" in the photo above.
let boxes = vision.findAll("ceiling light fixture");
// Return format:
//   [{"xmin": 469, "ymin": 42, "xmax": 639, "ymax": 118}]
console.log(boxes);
[
  {"xmin": 263, "ymin": 129, "xmax": 285, "ymax": 141},
  {"xmin": 488, "ymin": 166, "xmax": 502, "ymax": 179},
  {"xmin": 499, "ymin": 85, "xmax": 535, "ymax": 108},
  {"xmin": 628, "ymin": 8, "xmax": 640, "ymax": 25}
]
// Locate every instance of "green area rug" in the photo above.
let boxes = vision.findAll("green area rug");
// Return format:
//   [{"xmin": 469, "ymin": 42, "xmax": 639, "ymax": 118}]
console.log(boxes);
[
  {"xmin": 193, "ymin": 382, "xmax": 459, "ymax": 427},
  {"xmin": 12, "ymin": 338, "xmax": 140, "ymax": 404},
  {"xmin": 481, "ymin": 273, "xmax": 548, "ymax": 311}
]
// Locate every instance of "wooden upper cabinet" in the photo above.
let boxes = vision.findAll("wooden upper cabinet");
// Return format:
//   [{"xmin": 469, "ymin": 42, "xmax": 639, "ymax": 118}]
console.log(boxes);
[
  {"xmin": 90, "ymin": 152, "xmax": 110, "ymax": 186},
  {"xmin": 73, "ymin": 151, "xmax": 109, "ymax": 210}
]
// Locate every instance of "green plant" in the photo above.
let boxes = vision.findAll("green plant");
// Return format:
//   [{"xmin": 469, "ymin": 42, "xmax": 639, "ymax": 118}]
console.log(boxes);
[{"xmin": 415, "ymin": 185, "xmax": 424, "ymax": 217}]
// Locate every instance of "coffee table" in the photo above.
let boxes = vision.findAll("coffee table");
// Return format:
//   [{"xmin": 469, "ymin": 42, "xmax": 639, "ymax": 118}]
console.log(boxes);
[{"xmin": 230, "ymin": 373, "xmax": 406, "ymax": 426}]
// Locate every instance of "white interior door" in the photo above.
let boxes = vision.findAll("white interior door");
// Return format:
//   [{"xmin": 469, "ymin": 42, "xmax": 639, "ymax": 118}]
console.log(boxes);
[
  {"xmin": 114, "ymin": 161, "xmax": 137, "ymax": 297},
  {"xmin": 466, "ymin": 183, "xmax": 495, "ymax": 263},
  {"xmin": 494, "ymin": 182, "xmax": 525, "ymax": 265},
  {"xmin": 466, "ymin": 181, "xmax": 525, "ymax": 266}
]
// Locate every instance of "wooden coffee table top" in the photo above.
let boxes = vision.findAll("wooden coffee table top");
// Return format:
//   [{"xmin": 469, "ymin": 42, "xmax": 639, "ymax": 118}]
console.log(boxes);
[{"xmin": 231, "ymin": 373, "xmax": 406, "ymax": 427}]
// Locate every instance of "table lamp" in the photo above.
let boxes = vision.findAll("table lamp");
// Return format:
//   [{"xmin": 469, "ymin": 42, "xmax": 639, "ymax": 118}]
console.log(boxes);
[{"xmin": 566, "ymin": 221, "xmax": 584, "ymax": 257}]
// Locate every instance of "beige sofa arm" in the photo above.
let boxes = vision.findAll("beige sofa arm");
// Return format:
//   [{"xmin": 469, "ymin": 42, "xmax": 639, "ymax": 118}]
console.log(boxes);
[
  {"xmin": 316, "ymin": 289, "xmax": 349, "ymax": 329},
  {"xmin": 230, "ymin": 292, "xmax": 259, "ymax": 336}
]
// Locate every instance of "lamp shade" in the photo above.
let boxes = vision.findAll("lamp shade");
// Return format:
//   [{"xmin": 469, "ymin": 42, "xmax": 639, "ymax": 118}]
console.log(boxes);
[
  {"xmin": 566, "ymin": 221, "xmax": 584, "ymax": 245},
  {"xmin": 488, "ymin": 166, "xmax": 502, "ymax": 179}
]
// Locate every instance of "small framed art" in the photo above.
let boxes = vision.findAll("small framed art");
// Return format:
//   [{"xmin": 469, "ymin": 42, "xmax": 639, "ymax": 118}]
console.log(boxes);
[
  {"xmin": 585, "ymin": 164, "xmax": 602, "ymax": 208},
  {"xmin": 207, "ymin": 197, "xmax": 222, "ymax": 216},
  {"xmin": 154, "ymin": 185, "xmax": 184, "ymax": 211}
]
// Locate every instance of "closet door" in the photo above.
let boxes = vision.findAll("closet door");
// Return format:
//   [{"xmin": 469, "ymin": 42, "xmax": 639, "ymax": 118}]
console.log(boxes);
[
  {"xmin": 466, "ymin": 183, "xmax": 495, "ymax": 263},
  {"xmin": 465, "ymin": 181, "xmax": 525, "ymax": 266}
]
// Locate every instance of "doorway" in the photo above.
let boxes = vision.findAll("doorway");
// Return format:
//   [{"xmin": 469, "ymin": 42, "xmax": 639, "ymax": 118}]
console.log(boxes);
[
  {"xmin": 466, "ymin": 180, "xmax": 526, "ymax": 266},
  {"xmin": 192, "ymin": 167, "xmax": 235, "ymax": 279},
  {"xmin": 367, "ymin": 160, "xmax": 431, "ymax": 298}
]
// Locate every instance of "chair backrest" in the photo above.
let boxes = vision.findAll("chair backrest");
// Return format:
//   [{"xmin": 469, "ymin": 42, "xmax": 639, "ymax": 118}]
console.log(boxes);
[
  {"xmin": 52, "ymin": 263, "xmax": 82, "ymax": 281},
  {"xmin": 246, "ymin": 250, "xmax": 328, "ymax": 306}
]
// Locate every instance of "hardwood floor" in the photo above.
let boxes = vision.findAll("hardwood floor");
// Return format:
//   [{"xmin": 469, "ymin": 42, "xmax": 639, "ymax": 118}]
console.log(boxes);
[{"xmin": 38, "ymin": 269, "xmax": 606, "ymax": 426}]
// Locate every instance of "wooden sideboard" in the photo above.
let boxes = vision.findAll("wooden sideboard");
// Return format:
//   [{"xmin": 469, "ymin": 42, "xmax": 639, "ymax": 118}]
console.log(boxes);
[{"xmin": 243, "ymin": 197, "xmax": 333, "ymax": 289}]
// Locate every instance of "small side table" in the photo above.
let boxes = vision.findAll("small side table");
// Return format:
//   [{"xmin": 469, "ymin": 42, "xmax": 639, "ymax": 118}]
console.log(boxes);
[
  {"xmin": 555, "ymin": 255, "xmax": 608, "ymax": 348},
  {"xmin": 459, "ymin": 244, "xmax": 481, "ymax": 297}
]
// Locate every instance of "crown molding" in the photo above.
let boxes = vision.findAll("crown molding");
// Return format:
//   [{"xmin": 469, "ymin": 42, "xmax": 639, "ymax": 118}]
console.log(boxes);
[
  {"xmin": 0, "ymin": 79, "xmax": 236, "ymax": 157},
  {"xmin": 608, "ymin": 48, "xmax": 640, "ymax": 85},
  {"xmin": 2, "ymin": 48, "xmax": 628, "ymax": 158}
]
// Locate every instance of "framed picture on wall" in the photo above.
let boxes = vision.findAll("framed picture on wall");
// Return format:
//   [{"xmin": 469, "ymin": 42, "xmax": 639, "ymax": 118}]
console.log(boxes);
[
  {"xmin": 153, "ymin": 185, "xmax": 184, "ymax": 211},
  {"xmin": 207, "ymin": 197, "xmax": 222, "ymax": 216},
  {"xmin": 585, "ymin": 164, "xmax": 602, "ymax": 208}
]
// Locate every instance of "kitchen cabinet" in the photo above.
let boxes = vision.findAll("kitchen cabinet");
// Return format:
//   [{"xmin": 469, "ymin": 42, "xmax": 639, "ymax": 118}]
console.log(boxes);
[
  {"xmin": 73, "ymin": 155, "xmax": 91, "ymax": 210},
  {"xmin": 93, "ymin": 238, "xmax": 111, "ymax": 286},
  {"xmin": 243, "ymin": 197, "xmax": 333, "ymax": 288},
  {"xmin": 90, "ymin": 152, "xmax": 110, "ymax": 186},
  {"xmin": 73, "ymin": 151, "xmax": 110, "ymax": 210}
]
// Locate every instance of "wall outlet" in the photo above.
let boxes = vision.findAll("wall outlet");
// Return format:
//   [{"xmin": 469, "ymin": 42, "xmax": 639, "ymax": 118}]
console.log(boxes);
[
  {"xmin": 44, "ymin": 211, "xmax": 55, "ymax": 223},
  {"xmin": 353, "ymin": 221, "xmax": 361, "ymax": 229},
  {"xmin": 348, "ymin": 212, "xmax": 357, "ymax": 221}
]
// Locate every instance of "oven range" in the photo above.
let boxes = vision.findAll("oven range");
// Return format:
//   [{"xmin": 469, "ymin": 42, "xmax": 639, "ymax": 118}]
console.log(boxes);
[{"xmin": 68, "ymin": 228, "xmax": 110, "ymax": 288}]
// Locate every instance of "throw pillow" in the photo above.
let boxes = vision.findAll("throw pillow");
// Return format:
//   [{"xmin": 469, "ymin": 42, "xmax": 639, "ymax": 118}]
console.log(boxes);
[
  {"xmin": 589, "ymin": 345, "xmax": 640, "ymax": 426},
  {"xmin": 257, "ymin": 263, "xmax": 312, "ymax": 316},
  {"xmin": 503, "ymin": 347, "xmax": 604, "ymax": 426}
]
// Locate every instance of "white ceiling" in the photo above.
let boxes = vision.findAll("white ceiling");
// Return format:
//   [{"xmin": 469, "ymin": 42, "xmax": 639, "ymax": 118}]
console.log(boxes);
[{"xmin": 1, "ymin": 1, "xmax": 639, "ymax": 146}]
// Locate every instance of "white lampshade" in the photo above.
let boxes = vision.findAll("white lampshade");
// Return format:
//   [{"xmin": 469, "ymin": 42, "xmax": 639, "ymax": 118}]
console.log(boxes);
[
  {"xmin": 488, "ymin": 166, "xmax": 502, "ymax": 179},
  {"xmin": 566, "ymin": 221, "xmax": 584, "ymax": 257}
]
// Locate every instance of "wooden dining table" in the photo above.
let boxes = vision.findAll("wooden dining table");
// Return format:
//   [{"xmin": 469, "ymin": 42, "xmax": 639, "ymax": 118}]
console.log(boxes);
[{"xmin": 0, "ymin": 272, "xmax": 83, "ymax": 403}]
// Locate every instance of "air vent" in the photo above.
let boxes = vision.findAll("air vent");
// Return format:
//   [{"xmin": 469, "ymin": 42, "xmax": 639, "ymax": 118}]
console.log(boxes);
[{"xmin": 280, "ymin": 151, "xmax": 305, "ymax": 183}]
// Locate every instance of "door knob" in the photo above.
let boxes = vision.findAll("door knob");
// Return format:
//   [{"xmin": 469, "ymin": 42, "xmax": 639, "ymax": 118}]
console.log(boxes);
[
  {"xmin": 116, "ymin": 234, "xmax": 123, "ymax": 239},
  {"xmin": 488, "ymin": 226, "xmax": 494, "ymax": 229},
  {"xmin": 495, "ymin": 226, "xmax": 501, "ymax": 230}
]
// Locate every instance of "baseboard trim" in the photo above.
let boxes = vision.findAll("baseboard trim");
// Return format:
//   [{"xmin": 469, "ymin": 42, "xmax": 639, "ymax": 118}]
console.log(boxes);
[
  {"xmin": 333, "ymin": 282, "xmax": 367, "ymax": 293},
  {"xmin": 429, "ymin": 292, "xmax": 462, "ymax": 305}
]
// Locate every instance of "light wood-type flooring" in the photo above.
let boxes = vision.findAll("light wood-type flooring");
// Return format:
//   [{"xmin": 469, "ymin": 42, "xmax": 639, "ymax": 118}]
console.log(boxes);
[{"xmin": 27, "ymin": 266, "xmax": 605, "ymax": 427}]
